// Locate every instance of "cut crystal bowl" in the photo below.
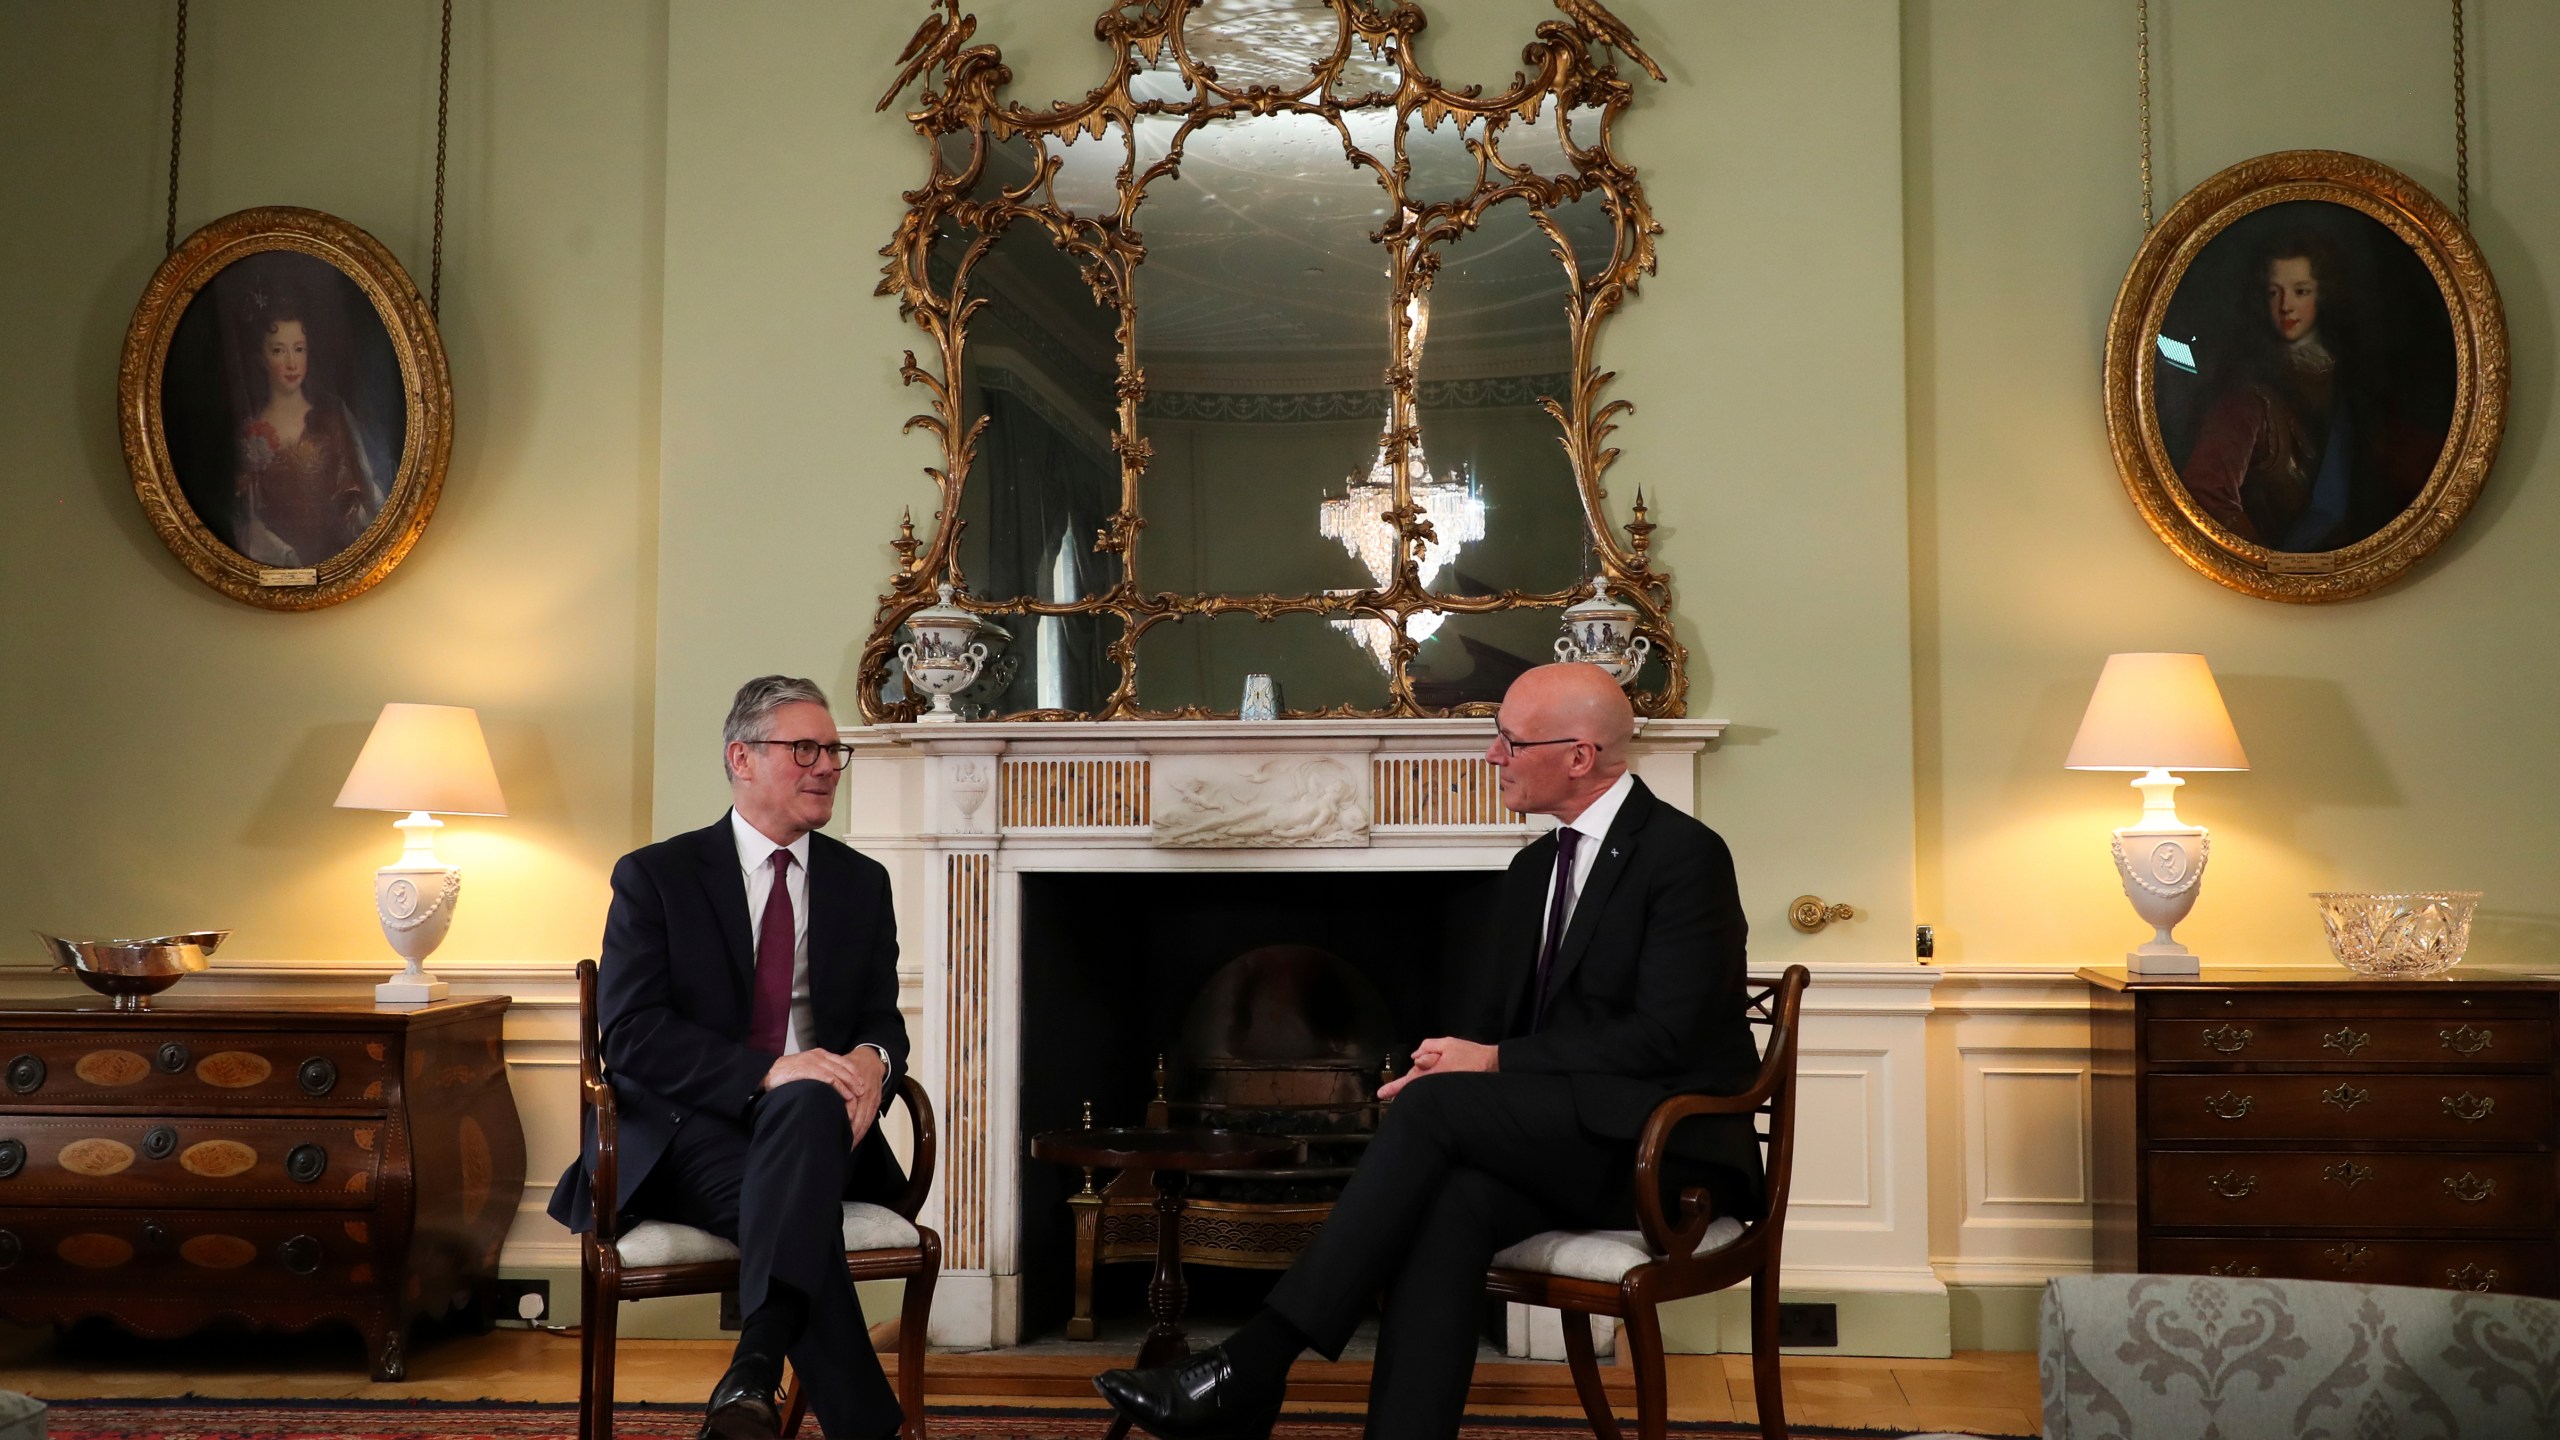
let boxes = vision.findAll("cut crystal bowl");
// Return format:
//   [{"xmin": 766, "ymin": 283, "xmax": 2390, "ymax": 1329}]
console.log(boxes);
[{"xmin": 2311, "ymin": 892, "xmax": 2481, "ymax": 978}]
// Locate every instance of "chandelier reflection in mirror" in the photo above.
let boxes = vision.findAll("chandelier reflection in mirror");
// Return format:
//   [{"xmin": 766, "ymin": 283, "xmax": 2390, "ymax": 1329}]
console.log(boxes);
[{"xmin": 865, "ymin": 0, "xmax": 1685, "ymax": 720}]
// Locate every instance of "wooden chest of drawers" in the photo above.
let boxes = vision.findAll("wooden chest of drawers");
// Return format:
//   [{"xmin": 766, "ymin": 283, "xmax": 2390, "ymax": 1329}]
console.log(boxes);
[
  {"xmin": 0, "ymin": 997, "xmax": 524, "ymax": 1378},
  {"xmin": 2085, "ymin": 967, "xmax": 2560, "ymax": 1298}
]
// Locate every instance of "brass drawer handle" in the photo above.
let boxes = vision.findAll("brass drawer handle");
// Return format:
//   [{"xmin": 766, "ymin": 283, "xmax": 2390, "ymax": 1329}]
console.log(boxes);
[
  {"xmin": 2325, "ymin": 1242, "xmax": 2372, "ymax": 1273},
  {"xmin": 2200, "ymin": 1024, "xmax": 2253, "ymax": 1054},
  {"xmin": 2203, "ymin": 1090, "xmax": 2255, "ymax": 1120},
  {"xmin": 2321, "ymin": 1026, "xmax": 2372, "ymax": 1056},
  {"xmin": 5, "ymin": 1055, "xmax": 42, "ymax": 1095},
  {"xmin": 298, "ymin": 1057, "xmax": 339, "ymax": 1097},
  {"xmin": 2444, "ymin": 1173, "xmax": 2497, "ymax": 1204},
  {"xmin": 2441, "ymin": 1093, "xmax": 2496, "ymax": 1124},
  {"xmin": 0, "ymin": 1139, "xmax": 22, "ymax": 1180},
  {"xmin": 0, "ymin": 1230, "xmax": 19, "ymax": 1269},
  {"xmin": 2206, "ymin": 1262, "xmax": 2261, "ymax": 1277},
  {"xmin": 156, "ymin": 1042, "xmax": 190, "ymax": 1073},
  {"xmin": 2445, "ymin": 1264, "xmax": 2500, "ymax": 1293},
  {"xmin": 2440, "ymin": 1025, "xmax": 2493, "ymax": 1055},
  {"xmin": 142, "ymin": 1125, "xmax": 178, "ymax": 1161},
  {"xmin": 277, "ymin": 1234, "xmax": 322, "ymax": 1275},
  {"xmin": 287, "ymin": 1145, "xmax": 327, "ymax": 1184},
  {"xmin": 2206, "ymin": 1170, "xmax": 2259, "ymax": 1200},
  {"xmin": 2321, "ymin": 1160, "xmax": 2374, "ymax": 1190},
  {"xmin": 2321, "ymin": 1083, "xmax": 2370, "ymax": 1113}
]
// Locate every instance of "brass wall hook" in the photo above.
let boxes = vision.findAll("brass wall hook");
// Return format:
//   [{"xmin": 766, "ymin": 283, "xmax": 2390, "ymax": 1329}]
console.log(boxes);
[{"xmin": 1789, "ymin": 895, "xmax": 1855, "ymax": 933}]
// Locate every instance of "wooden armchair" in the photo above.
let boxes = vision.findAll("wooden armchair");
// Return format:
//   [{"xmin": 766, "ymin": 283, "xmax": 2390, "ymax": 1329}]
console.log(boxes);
[
  {"xmin": 573, "ymin": 959, "xmax": 942, "ymax": 1440},
  {"xmin": 1485, "ymin": 965, "xmax": 1810, "ymax": 1440}
]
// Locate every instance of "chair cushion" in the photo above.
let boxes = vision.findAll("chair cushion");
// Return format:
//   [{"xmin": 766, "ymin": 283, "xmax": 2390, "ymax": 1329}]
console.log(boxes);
[
  {"xmin": 614, "ymin": 1202, "xmax": 919, "ymax": 1268},
  {"xmin": 1490, "ymin": 1214, "xmax": 1747, "ymax": 1284}
]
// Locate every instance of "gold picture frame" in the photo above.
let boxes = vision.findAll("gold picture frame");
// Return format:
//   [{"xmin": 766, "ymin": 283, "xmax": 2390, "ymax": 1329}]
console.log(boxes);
[
  {"xmin": 2104, "ymin": 150, "xmax": 2506, "ymax": 602},
  {"xmin": 862, "ymin": 0, "xmax": 1680, "ymax": 720},
  {"xmin": 119, "ymin": 206, "xmax": 452, "ymax": 610}
]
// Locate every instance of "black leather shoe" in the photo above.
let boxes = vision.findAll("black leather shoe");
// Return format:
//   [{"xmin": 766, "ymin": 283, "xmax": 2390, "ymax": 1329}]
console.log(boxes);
[
  {"xmin": 1093, "ymin": 1345, "xmax": 1281, "ymax": 1440},
  {"xmin": 697, "ymin": 1356, "xmax": 783, "ymax": 1440}
]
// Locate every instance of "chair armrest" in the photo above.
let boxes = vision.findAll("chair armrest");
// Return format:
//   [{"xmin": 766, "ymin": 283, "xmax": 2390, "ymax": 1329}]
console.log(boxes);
[
  {"xmin": 1628, "ymin": 1057, "xmax": 1786, "ymax": 1258},
  {"xmin": 887, "ymin": 1071, "xmax": 937, "ymax": 1222},
  {"xmin": 588, "ymin": 1070, "xmax": 624, "ymax": 1244}
]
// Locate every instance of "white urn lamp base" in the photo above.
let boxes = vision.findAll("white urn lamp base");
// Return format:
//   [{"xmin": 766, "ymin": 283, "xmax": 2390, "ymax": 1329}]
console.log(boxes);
[
  {"xmin": 2111, "ymin": 770, "xmax": 2211, "ymax": 978},
  {"xmin": 373, "ymin": 812, "xmax": 462, "ymax": 1004}
]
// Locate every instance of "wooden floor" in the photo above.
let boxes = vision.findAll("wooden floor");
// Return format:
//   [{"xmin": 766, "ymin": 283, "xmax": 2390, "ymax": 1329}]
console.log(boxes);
[{"xmin": 0, "ymin": 1324, "xmax": 2044, "ymax": 1436}]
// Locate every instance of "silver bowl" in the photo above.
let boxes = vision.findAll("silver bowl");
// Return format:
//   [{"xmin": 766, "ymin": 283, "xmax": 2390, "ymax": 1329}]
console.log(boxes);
[{"xmin": 39, "ymin": 931, "xmax": 227, "ymax": 1010}]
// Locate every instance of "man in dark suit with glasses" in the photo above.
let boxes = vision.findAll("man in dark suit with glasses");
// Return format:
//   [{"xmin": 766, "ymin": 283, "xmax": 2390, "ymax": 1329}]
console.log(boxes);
[
  {"xmin": 550, "ymin": 675, "xmax": 911, "ymax": 1440},
  {"xmin": 1097, "ymin": 662, "xmax": 1758, "ymax": 1440}
]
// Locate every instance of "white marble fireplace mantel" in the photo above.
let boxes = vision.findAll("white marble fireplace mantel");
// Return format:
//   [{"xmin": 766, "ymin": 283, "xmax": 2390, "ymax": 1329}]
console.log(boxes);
[{"xmin": 834, "ymin": 715, "xmax": 1946, "ymax": 1352}]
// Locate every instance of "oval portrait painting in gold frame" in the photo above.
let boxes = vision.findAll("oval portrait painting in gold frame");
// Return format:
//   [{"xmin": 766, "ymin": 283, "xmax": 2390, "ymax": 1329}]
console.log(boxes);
[
  {"xmin": 119, "ymin": 207, "xmax": 452, "ymax": 610},
  {"xmin": 2104, "ymin": 151, "xmax": 2506, "ymax": 602}
]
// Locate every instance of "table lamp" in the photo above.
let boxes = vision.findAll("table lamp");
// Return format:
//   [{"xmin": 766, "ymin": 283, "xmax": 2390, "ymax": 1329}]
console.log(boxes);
[
  {"xmin": 334, "ymin": 703, "xmax": 507, "ymax": 1002},
  {"xmin": 2065, "ymin": 653, "xmax": 2249, "ymax": 976}
]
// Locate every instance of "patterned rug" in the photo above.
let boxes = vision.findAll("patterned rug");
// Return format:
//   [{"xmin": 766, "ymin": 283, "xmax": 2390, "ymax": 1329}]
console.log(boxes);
[{"xmin": 36, "ymin": 1397, "xmax": 1959, "ymax": 1438}]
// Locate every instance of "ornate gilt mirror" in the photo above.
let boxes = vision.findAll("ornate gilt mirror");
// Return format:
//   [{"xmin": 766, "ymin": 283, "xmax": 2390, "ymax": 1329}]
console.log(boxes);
[{"xmin": 863, "ymin": 0, "xmax": 1682, "ymax": 720}]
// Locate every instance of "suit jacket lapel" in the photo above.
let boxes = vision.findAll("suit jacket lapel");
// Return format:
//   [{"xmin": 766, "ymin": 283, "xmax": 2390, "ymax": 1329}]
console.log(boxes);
[
  {"xmin": 802, "ymin": 838, "xmax": 847, "ymax": 1046},
  {"xmin": 1539, "ymin": 779, "xmax": 1656, "ymax": 1009},
  {"xmin": 699, "ymin": 816, "xmax": 756, "ymax": 988},
  {"xmin": 1495, "ymin": 834, "xmax": 1555, "ymax": 1037}
]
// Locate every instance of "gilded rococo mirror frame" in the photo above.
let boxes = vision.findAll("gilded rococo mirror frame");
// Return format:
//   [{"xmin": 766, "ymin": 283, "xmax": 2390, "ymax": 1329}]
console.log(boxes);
[{"xmin": 861, "ymin": 0, "xmax": 1683, "ymax": 720}]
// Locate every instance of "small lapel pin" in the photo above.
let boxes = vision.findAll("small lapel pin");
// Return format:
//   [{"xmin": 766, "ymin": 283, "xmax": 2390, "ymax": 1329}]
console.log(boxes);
[{"xmin": 1609, "ymin": 848, "xmax": 1620, "ymax": 858}]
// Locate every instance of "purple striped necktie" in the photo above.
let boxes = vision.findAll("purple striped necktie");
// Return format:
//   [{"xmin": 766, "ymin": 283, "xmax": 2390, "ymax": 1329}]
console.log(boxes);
[
  {"xmin": 749, "ymin": 850, "xmax": 795, "ymax": 1053},
  {"xmin": 1532, "ymin": 827, "xmax": 1583, "ymax": 1031}
]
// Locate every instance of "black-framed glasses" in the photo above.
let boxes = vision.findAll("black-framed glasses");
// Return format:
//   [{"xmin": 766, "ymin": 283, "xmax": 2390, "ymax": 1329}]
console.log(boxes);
[
  {"xmin": 744, "ymin": 738, "xmax": 855, "ymax": 769},
  {"xmin": 1490, "ymin": 728, "xmax": 1585, "ymax": 760}
]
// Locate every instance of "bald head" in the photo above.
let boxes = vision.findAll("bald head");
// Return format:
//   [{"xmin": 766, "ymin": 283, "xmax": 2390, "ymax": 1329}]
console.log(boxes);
[
  {"xmin": 1488, "ymin": 663, "xmax": 1635, "ymax": 821},
  {"xmin": 1508, "ymin": 663, "xmax": 1636, "ymax": 761}
]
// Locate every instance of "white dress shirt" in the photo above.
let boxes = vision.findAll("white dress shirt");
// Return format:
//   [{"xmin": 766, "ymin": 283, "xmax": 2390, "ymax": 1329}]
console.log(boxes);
[{"xmin": 1541, "ymin": 770, "xmax": 1637, "ymax": 945}]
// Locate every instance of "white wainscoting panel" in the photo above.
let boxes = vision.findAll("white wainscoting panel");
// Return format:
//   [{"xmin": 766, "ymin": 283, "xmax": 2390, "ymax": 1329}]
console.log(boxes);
[{"xmin": 1927, "ymin": 968, "xmax": 2096, "ymax": 1287}]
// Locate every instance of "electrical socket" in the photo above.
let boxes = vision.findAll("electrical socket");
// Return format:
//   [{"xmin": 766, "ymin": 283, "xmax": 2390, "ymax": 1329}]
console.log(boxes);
[
  {"xmin": 1775, "ymin": 1301, "xmax": 1838, "ymax": 1347},
  {"xmin": 494, "ymin": 1278, "xmax": 551, "ymax": 1323}
]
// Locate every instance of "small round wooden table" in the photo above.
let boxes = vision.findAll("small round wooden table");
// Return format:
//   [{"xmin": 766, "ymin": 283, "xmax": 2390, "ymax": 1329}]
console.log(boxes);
[{"xmin": 1029, "ymin": 1125, "xmax": 1306, "ymax": 1426}]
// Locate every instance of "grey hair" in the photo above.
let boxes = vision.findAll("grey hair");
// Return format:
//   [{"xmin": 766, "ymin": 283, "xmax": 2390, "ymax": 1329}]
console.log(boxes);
[{"xmin": 721, "ymin": 674, "xmax": 830, "ymax": 781}]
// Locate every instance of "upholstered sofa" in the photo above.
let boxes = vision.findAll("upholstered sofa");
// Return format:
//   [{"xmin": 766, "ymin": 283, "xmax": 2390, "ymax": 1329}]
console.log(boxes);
[{"xmin": 2034, "ymin": 1273, "xmax": 2560, "ymax": 1439}]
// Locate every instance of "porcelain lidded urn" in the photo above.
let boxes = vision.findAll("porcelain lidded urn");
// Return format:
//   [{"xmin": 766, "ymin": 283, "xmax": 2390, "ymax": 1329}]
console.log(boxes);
[
  {"xmin": 898, "ymin": 582, "xmax": 991, "ymax": 723},
  {"xmin": 1554, "ymin": 578, "xmax": 1653, "ymax": 687}
]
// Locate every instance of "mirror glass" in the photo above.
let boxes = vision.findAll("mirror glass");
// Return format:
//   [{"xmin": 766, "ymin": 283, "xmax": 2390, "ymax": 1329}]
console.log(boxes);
[
  {"xmin": 1136, "ymin": 610, "xmax": 1393, "ymax": 714},
  {"xmin": 1183, "ymin": 0, "xmax": 1341, "ymax": 95},
  {"xmin": 961, "ymin": 609, "xmax": 1127, "ymax": 718},
  {"xmin": 1409, "ymin": 606, "xmax": 1573, "ymax": 710},
  {"xmin": 950, "ymin": 220, "xmax": 1123, "ymax": 605},
  {"xmin": 1134, "ymin": 112, "xmax": 1393, "ymax": 597}
]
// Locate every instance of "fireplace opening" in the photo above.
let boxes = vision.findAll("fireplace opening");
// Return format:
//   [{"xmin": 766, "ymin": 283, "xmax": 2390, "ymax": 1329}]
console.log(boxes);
[{"xmin": 1016, "ymin": 866, "xmax": 1504, "ymax": 1341}]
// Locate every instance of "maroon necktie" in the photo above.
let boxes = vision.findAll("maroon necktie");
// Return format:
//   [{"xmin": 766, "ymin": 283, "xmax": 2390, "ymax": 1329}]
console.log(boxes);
[
  {"xmin": 749, "ymin": 850, "xmax": 796, "ymax": 1053},
  {"xmin": 1531, "ymin": 827, "xmax": 1583, "ymax": 1031}
]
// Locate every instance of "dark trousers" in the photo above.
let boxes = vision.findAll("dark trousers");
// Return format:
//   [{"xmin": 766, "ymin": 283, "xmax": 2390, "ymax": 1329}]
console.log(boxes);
[
  {"xmin": 1266, "ymin": 1072, "xmax": 1638, "ymax": 1440},
  {"xmin": 631, "ymin": 1079, "xmax": 902, "ymax": 1439}
]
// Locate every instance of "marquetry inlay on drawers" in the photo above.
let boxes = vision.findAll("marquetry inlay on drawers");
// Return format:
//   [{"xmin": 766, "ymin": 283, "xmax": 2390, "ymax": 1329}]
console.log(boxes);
[
  {"xmin": 0, "ymin": 997, "xmax": 523, "ymax": 1379},
  {"xmin": 2085, "ymin": 967, "xmax": 2560, "ymax": 1299}
]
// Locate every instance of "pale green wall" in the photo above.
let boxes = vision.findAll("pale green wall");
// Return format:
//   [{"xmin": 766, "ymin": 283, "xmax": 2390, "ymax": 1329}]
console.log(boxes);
[
  {"xmin": 1910, "ymin": 0, "xmax": 2560, "ymax": 969},
  {"xmin": 0, "ymin": 0, "xmax": 664, "ymax": 965}
]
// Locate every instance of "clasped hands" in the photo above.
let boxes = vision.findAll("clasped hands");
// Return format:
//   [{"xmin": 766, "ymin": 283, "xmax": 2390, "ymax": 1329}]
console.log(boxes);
[
  {"xmin": 1376, "ymin": 1035, "xmax": 1497, "ymax": 1100},
  {"xmin": 763, "ymin": 1046, "xmax": 888, "ymax": 1144}
]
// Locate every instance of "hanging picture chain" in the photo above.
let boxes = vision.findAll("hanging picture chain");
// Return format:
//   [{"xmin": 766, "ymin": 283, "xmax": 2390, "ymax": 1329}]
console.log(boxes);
[
  {"xmin": 430, "ymin": 0, "xmax": 451, "ymax": 316},
  {"xmin": 2451, "ymin": 0, "xmax": 2470, "ymax": 225},
  {"xmin": 165, "ymin": 0, "xmax": 189, "ymax": 253},
  {"xmin": 2139, "ymin": 0, "xmax": 2474, "ymax": 233},
  {"xmin": 161, "ymin": 0, "xmax": 452, "ymax": 316},
  {"xmin": 2136, "ymin": 0, "xmax": 2153, "ymax": 231}
]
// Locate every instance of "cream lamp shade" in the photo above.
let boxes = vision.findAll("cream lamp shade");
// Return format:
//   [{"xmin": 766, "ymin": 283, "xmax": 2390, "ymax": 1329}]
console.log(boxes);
[
  {"xmin": 335, "ymin": 703, "xmax": 508, "ymax": 816},
  {"xmin": 336, "ymin": 703, "xmax": 504, "ymax": 1003},
  {"xmin": 2064, "ymin": 652, "xmax": 2249, "ymax": 773}
]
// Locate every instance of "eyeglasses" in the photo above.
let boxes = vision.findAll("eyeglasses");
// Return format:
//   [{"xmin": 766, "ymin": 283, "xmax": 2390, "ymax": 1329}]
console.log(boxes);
[
  {"xmin": 744, "ymin": 739, "xmax": 855, "ymax": 769},
  {"xmin": 1490, "ymin": 728, "xmax": 1586, "ymax": 760}
]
